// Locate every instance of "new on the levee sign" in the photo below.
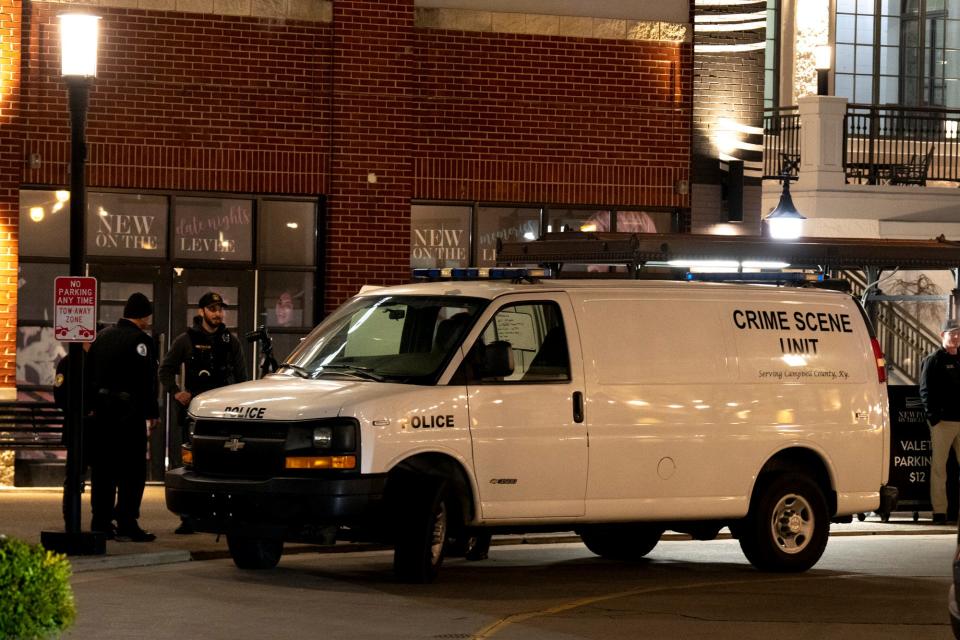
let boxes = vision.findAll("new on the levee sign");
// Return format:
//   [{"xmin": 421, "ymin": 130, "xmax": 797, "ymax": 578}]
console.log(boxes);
[{"xmin": 54, "ymin": 276, "xmax": 98, "ymax": 342}]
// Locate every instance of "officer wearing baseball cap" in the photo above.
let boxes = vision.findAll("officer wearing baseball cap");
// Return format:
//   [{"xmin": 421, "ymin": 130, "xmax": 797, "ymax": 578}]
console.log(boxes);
[
  {"xmin": 159, "ymin": 291, "xmax": 247, "ymax": 533},
  {"xmin": 920, "ymin": 317, "xmax": 960, "ymax": 524},
  {"xmin": 85, "ymin": 292, "xmax": 159, "ymax": 542}
]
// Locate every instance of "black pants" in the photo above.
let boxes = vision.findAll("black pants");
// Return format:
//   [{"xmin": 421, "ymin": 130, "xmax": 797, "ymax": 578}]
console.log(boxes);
[{"xmin": 89, "ymin": 414, "xmax": 147, "ymax": 530}]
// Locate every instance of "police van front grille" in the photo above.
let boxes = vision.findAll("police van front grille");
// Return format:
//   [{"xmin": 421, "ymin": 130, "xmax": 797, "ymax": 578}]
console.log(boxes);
[
  {"xmin": 192, "ymin": 419, "xmax": 288, "ymax": 477},
  {"xmin": 189, "ymin": 418, "xmax": 359, "ymax": 478}
]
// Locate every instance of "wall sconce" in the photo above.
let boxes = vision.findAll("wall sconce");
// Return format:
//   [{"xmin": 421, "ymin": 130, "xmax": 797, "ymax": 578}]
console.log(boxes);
[{"xmin": 814, "ymin": 45, "xmax": 832, "ymax": 96}]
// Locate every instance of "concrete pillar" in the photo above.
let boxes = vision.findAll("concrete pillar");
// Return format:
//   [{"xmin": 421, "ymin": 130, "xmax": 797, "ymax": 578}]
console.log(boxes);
[{"xmin": 796, "ymin": 95, "xmax": 847, "ymax": 191}]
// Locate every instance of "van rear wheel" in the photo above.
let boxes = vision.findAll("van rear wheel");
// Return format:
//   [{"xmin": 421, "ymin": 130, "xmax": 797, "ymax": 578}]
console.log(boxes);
[
  {"xmin": 226, "ymin": 535, "xmax": 283, "ymax": 570},
  {"xmin": 739, "ymin": 473, "xmax": 828, "ymax": 572},
  {"xmin": 393, "ymin": 479, "xmax": 450, "ymax": 583},
  {"xmin": 580, "ymin": 524, "xmax": 663, "ymax": 560}
]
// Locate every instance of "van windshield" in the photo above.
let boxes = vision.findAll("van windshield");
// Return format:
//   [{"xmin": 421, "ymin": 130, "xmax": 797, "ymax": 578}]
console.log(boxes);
[{"xmin": 282, "ymin": 295, "xmax": 487, "ymax": 384}]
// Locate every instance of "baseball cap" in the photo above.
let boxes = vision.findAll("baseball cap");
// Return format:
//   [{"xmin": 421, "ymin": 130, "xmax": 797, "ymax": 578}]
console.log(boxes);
[
  {"xmin": 942, "ymin": 318, "xmax": 960, "ymax": 333},
  {"xmin": 198, "ymin": 292, "xmax": 227, "ymax": 309}
]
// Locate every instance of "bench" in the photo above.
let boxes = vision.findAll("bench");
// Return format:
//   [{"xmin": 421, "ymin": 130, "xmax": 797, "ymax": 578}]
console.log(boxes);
[{"xmin": 0, "ymin": 401, "xmax": 65, "ymax": 449}]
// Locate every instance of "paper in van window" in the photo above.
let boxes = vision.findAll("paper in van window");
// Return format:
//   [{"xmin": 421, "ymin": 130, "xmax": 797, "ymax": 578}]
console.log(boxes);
[{"xmin": 494, "ymin": 311, "xmax": 537, "ymax": 351}]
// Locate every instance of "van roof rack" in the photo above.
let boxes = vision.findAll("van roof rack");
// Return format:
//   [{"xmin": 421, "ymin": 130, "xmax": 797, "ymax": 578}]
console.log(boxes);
[{"xmin": 495, "ymin": 232, "xmax": 960, "ymax": 276}]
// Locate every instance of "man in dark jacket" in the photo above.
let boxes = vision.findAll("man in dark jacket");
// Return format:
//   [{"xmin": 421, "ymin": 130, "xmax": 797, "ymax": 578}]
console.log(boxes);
[
  {"xmin": 85, "ymin": 293, "xmax": 159, "ymax": 542},
  {"xmin": 159, "ymin": 291, "xmax": 247, "ymax": 533},
  {"xmin": 920, "ymin": 318, "xmax": 960, "ymax": 525}
]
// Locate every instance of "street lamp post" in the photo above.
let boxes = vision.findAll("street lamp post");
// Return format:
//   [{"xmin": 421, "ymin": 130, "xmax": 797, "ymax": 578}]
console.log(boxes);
[{"xmin": 40, "ymin": 13, "xmax": 105, "ymax": 556}]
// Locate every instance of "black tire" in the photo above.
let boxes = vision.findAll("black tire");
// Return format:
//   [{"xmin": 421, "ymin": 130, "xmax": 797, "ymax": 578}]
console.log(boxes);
[
  {"xmin": 393, "ymin": 479, "xmax": 450, "ymax": 583},
  {"xmin": 738, "ymin": 472, "xmax": 829, "ymax": 572},
  {"xmin": 226, "ymin": 535, "xmax": 283, "ymax": 570},
  {"xmin": 580, "ymin": 524, "xmax": 663, "ymax": 560}
]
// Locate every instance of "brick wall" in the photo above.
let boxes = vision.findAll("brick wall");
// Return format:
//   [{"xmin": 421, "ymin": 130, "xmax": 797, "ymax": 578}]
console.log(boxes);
[
  {"xmin": 326, "ymin": 0, "xmax": 414, "ymax": 307},
  {"xmin": 11, "ymin": 1, "xmax": 694, "ymax": 327},
  {"xmin": 21, "ymin": 3, "xmax": 329, "ymax": 193},
  {"xmin": 0, "ymin": 0, "xmax": 22, "ymax": 394},
  {"xmin": 414, "ymin": 29, "xmax": 691, "ymax": 208}
]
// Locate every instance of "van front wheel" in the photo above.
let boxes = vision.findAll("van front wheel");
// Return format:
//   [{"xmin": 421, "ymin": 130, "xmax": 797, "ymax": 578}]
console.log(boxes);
[
  {"xmin": 739, "ymin": 473, "xmax": 829, "ymax": 572},
  {"xmin": 393, "ymin": 479, "xmax": 450, "ymax": 583}
]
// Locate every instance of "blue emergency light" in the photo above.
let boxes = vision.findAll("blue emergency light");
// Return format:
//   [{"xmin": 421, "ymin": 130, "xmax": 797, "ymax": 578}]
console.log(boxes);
[{"xmin": 411, "ymin": 267, "xmax": 552, "ymax": 281}]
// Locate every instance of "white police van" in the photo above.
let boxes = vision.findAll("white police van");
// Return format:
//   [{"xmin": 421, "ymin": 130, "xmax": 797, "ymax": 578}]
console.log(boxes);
[{"xmin": 165, "ymin": 267, "xmax": 892, "ymax": 582}]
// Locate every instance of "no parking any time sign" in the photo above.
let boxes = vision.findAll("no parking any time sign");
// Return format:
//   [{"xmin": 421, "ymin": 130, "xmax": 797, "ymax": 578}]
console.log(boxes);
[{"xmin": 54, "ymin": 276, "xmax": 98, "ymax": 342}]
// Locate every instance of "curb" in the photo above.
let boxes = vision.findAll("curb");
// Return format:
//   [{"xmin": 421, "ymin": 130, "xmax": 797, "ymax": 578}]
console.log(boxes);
[{"xmin": 70, "ymin": 550, "xmax": 192, "ymax": 573}]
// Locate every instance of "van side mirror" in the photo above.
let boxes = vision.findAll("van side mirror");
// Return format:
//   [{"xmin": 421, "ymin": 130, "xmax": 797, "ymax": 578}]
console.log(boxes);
[{"xmin": 480, "ymin": 340, "xmax": 514, "ymax": 379}]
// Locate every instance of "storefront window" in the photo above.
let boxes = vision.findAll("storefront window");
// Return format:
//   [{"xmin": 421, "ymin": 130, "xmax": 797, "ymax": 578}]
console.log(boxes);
[
  {"xmin": 547, "ymin": 209, "xmax": 608, "ymax": 233},
  {"xmin": 616, "ymin": 210, "xmax": 667, "ymax": 232},
  {"xmin": 87, "ymin": 193, "xmax": 168, "ymax": 258},
  {"xmin": 410, "ymin": 205, "xmax": 471, "ymax": 268},
  {"xmin": 19, "ymin": 190, "xmax": 70, "ymax": 257},
  {"xmin": 258, "ymin": 200, "xmax": 316, "ymax": 266},
  {"xmin": 174, "ymin": 197, "xmax": 253, "ymax": 262},
  {"xmin": 100, "ymin": 281, "xmax": 155, "ymax": 325},
  {"xmin": 260, "ymin": 272, "xmax": 314, "ymax": 329},
  {"xmin": 16, "ymin": 263, "xmax": 68, "ymax": 387},
  {"xmin": 476, "ymin": 207, "xmax": 540, "ymax": 267}
]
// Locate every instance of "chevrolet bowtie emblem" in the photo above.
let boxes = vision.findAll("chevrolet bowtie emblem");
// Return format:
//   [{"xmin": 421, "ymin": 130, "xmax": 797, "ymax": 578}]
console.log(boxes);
[{"xmin": 224, "ymin": 437, "xmax": 245, "ymax": 452}]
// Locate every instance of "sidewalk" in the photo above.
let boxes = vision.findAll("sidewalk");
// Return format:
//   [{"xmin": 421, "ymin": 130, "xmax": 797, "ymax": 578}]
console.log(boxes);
[{"xmin": 2, "ymin": 484, "xmax": 956, "ymax": 572}]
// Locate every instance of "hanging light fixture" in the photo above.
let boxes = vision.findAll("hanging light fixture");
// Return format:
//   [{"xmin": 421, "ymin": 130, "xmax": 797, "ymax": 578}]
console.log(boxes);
[{"xmin": 764, "ymin": 175, "xmax": 806, "ymax": 240}]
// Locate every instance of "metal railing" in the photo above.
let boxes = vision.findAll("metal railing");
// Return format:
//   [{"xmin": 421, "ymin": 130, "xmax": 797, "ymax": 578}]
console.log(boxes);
[
  {"xmin": 844, "ymin": 103, "xmax": 960, "ymax": 185},
  {"xmin": 763, "ymin": 103, "xmax": 960, "ymax": 185},
  {"xmin": 840, "ymin": 269, "xmax": 940, "ymax": 384},
  {"xmin": 762, "ymin": 106, "xmax": 800, "ymax": 179}
]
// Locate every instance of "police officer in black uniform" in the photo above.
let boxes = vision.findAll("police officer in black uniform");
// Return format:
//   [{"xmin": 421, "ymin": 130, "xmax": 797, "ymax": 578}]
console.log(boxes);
[
  {"xmin": 159, "ymin": 291, "xmax": 247, "ymax": 533},
  {"xmin": 85, "ymin": 293, "xmax": 159, "ymax": 542}
]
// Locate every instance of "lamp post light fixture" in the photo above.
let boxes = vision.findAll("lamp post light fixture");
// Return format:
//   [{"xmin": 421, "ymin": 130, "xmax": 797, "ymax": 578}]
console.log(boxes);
[
  {"xmin": 40, "ymin": 13, "xmax": 105, "ymax": 556},
  {"xmin": 764, "ymin": 173, "xmax": 806, "ymax": 240},
  {"xmin": 814, "ymin": 44, "xmax": 832, "ymax": 96}
]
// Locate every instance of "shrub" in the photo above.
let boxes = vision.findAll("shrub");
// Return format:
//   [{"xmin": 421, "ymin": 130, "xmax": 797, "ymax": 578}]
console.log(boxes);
[{"xmin": 0, "ymin": 536, "xmax": 75, "ymax": 639}]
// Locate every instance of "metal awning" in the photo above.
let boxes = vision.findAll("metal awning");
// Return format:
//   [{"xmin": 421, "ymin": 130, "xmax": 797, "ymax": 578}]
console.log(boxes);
[{"xmin": 496, "ymin": 232, "xmax": 960, "ymax": 272}]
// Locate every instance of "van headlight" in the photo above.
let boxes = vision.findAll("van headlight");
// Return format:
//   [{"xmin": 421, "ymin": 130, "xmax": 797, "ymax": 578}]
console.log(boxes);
[{"xmin": 313, "ymin": 427, "xmax": 333, "ymax": 448}]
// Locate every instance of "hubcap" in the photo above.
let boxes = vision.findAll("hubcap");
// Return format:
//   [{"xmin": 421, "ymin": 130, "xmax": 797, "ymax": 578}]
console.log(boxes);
[{"xmin": 770, "ymin": 493, "xmax": 814, "ymax": 555}]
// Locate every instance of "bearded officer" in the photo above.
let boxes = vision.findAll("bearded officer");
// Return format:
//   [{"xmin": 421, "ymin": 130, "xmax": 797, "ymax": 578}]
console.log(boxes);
[
  {"xmin": 159, "ymin": 291, "xmax": 247, "ymax": 534},
  {"xmin": 85, "ymin": 292, "xmax": 159, "ymax": 542}
]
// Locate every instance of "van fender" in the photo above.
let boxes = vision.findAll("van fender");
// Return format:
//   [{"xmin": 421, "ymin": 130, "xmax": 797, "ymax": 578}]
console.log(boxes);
[
  {"xmin": 383, "ymin": 446, "xmax": 480, "ymax": 526},
  {"xmin": 749, "ymin": 443, "xmax": 838, "ymax": 516}
]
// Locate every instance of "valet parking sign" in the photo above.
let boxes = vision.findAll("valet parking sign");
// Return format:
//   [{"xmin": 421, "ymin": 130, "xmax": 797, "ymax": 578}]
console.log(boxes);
[{"xmin": 54, "ymin": 276, "xmax": 98, "ymax": 342}]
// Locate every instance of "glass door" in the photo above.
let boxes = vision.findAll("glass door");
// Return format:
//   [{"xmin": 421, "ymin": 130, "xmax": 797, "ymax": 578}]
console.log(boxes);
[{"xmin": 87, "ymin": 264, "xmax": 169, "ymax": 481}]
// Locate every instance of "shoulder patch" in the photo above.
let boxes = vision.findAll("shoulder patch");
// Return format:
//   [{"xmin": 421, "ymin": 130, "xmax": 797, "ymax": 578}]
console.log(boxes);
[
  {"xmin": 54, "ymin": 373, "xmax": 64, "ymax": 388},
  {"xmin": 136, "ymin": 343, "xmax": 148, "ymax": 357},
  {"xmin": 222, "ymin": 333, "xmax": 231, "ymax": 343}
]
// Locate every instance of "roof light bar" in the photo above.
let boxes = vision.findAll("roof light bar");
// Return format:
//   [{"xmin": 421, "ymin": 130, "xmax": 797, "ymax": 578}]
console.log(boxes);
[
  {"xmin": 684, "ymin": 272, "xmax": 823, "ymax": 283},
  {"xmin": 411, "ymin": 267, "xmax": 552, "ymax": 281}
]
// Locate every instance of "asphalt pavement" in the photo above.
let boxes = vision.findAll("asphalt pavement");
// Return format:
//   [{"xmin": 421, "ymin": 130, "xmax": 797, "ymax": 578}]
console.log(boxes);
[{"xmin": 2, "ymin": 483, "xmax": 957, "ymax": 573}]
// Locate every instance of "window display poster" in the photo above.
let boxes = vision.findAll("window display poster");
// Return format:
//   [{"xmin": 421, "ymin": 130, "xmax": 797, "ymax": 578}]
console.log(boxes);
[
  {"xmin": 87, "ymin": 193, "xmax": 168, "ymax": 257},
  {"xmin": 174, "ymin": 197, "xmax": 253, "ymax": 262},
  {"xmin": 410, "ymin": 205, "xmax": 470, "ymax": 268}
]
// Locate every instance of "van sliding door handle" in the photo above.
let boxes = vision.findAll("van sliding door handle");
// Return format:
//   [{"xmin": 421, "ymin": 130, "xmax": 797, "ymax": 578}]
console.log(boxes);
[{"xmin": 572, "ymin": 391, "xmax": 584, "ymax": 424}]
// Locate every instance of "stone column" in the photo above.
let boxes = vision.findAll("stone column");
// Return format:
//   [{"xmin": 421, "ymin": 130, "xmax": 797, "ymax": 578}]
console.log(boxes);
[{"xmin": 796, "ymin": 95, "xmax": 847, "ymax": 191}]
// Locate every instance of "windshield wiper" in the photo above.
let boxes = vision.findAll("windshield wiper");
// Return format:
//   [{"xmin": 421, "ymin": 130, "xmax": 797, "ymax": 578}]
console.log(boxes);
[
  {"xmin": 313, "ymin": 364, "xmax": 385, "ymax": 382},
  {"xmin": 278, "ymin": 363, "xmax": 312, "ymax": 378}
]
